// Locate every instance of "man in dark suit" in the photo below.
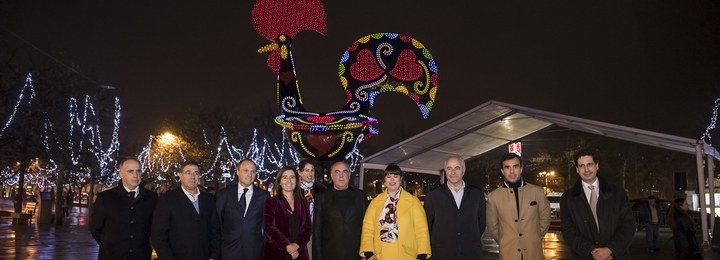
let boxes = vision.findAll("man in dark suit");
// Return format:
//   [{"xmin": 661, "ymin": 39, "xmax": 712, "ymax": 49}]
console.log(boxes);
[
  {"xmin": 90, "ymin": 158, "xmax": 158, "ymax": 260},
  {"xmin": 560, "ymin": 149, "xmax": 635, "ymax": 260},
  {"xmin": 152, "ymin": 162, "xmax": 221, "ymax": 260},
  {"xmin": 215, "ymin": 159, "xmax": 269, "ymax": 260},
  {"xmin": 312, "ymin": 161, "xmax": 368, "ymax": 260},
  {"xmin": 424, "ymin": 155, "xmax": 486, "ymax": 260}
]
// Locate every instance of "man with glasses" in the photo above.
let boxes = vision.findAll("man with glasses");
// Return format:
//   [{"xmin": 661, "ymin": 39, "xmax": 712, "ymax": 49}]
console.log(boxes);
[
  {"xmin": 90, "ymin": 158, "xmax": 158, "ymax": 259},
  {"xmin": 312, "ymin": 161, "xmax": 368, "ymax": 260},
  {"xmin": 424, "ymin": 155, "xmax": 487, "ymax": 259},
  {"xmin": 152, "ymin": 162, "xmax": 221, "ymax": 260},
  {"xmin": 560, "ymin": 149, "xmax": 635, "ymax": 260}
]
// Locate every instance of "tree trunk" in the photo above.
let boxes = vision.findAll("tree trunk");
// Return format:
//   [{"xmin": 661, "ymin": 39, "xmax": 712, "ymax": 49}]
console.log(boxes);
[
  {"xmin": 13, "ymin": 160, "xmax": 27, "ymax": 213},
  {"xmin": 88, "ymin": 169, "xmax": 95, "ymax": 216},
  {"xmin": 54, "ymin": 165, "xmax": 65, "ymax": 225}
]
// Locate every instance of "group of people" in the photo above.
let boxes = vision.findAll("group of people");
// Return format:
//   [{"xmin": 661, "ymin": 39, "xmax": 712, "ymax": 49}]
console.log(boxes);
[
  {"xmin": 88, "ymin": 148, "xmax": 699, "ymax": 260},
  {"xmin": 642, "ymin": 195, "xmax": 702, "ymax": 259}
]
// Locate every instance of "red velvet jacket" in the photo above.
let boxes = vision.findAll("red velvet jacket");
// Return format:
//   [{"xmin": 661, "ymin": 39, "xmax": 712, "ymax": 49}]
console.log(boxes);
[{"xmin": 263, "ymin": 195, "xmax": 312, "ymax": 260}]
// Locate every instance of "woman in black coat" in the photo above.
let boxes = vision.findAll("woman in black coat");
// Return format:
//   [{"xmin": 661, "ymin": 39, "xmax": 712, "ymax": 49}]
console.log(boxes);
[{"xmin": 667, "ymin": 197, "xmax": 701, "ymax": 260}]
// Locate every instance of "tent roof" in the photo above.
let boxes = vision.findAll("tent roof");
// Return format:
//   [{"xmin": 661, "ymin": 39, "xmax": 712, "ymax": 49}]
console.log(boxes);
[{"xmin": 362, "ymin": 100, "xmax": 720, "ymax": 174}]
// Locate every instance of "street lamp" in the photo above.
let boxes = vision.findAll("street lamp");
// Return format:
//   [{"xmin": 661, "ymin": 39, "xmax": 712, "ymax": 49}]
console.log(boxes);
[
  {"xmin": 159, "ymin": 132, "xmax": 177, "ymax": 146},
  {"xmin": 539, "ymin": 171, "xmax": 555, "ymax": 188}
]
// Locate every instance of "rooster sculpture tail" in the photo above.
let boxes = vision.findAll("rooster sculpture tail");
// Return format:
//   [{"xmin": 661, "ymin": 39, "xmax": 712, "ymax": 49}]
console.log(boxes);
[{"xmin": 252, "ymin": 0, "xmax": 438, "ymax": 160}]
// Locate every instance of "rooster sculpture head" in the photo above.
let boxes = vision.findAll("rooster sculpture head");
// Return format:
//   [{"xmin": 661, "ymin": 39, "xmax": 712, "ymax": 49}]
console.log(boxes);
[
  {"xmin": 251, "ymin": 0, "xmax": 438, "ymax": 162},
  {"xmin": 252, "ymin": 0, "xmax": 327, "ymax": 73}
]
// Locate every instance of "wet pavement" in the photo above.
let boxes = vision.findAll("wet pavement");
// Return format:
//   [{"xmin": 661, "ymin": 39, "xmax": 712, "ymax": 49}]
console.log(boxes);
[
  {"xmin": 1, "ymin": 198, "xmax": 719, "ymax": 259},
  {"xmin": 0, "ymin": 198, "xmax": 97, "ymax": 259}
]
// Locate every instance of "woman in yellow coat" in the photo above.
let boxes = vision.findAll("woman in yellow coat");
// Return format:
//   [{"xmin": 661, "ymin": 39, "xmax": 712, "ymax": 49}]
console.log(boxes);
[{"xmin": 359, "ymin": 164, "xmax": 431, "ymax": 260}]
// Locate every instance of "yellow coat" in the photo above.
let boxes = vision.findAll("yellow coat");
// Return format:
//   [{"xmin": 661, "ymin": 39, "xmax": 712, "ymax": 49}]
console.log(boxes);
[
  {"xmin": 359, "ymin": 189, "xmax": 431, "ymax": 260},
  {"xmin": 486, "ymin": 183, "xmax": 550, "ymax": 260}
]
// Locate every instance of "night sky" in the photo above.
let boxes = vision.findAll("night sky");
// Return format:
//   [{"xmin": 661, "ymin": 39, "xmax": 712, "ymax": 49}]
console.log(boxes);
[{"xmin": 1, "ymin": 0, "xmax": 719, "ymax": 155}]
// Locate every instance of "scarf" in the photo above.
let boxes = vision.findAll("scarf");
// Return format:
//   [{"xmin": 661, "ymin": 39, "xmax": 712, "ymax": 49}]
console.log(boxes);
[
  {"xmin": 379, "ymin": 189, "xmax": 401, "ymax": 243},
  {"xmin": 300, "ymin": 181, "xmax": 314, "ymax": 203}
]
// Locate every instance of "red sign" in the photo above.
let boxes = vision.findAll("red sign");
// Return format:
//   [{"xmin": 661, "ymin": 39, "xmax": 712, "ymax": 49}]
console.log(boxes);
[{"xmin": 509, "ymin": 142, "xmax": 522, "ymax": 156}]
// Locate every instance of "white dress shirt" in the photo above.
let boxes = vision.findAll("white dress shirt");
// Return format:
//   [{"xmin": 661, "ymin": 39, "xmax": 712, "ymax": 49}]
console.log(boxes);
[
  {"xmin": 181, "ymin": 187, "xmax": 200, "ymax": 202},
  {"xmin": 123, "ymin": 186, "xmax": 140, "ymax": 198},
  {"xmin": 448, "ymin": 181, "xmax": 465, "ymax": 209}
]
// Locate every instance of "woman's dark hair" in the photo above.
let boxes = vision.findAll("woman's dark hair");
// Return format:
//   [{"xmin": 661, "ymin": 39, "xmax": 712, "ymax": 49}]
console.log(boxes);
[
  {"xmin": 668, "ymin": 197, "xmax": 694, "ymax": 230},
  {"xmin": 384, "ymin": 163, "xmax": 403, "ymax": 177},
  {"xmin": 273, "ymin": 166, "xmax": 305, "ymax": 203},
  {"xmin": 298, "ymin": 159, "xmax": 316, "ymax": 171}
]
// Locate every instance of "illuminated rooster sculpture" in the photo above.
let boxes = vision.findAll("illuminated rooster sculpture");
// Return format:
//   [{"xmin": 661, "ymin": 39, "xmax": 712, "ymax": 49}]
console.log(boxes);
[{"xmin": 252, "ymin": 0, "xmax": 438, "ymax": 161}]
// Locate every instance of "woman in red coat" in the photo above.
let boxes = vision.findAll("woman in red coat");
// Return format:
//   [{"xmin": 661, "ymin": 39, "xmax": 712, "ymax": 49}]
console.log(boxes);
[{"xmin": 264, "ymin": 166, "xmax": 312, "ymax": 260}]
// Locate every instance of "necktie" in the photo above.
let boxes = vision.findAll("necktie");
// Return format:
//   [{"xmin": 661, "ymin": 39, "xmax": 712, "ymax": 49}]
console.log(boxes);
[
  {"xmin": 239, "ymin": 188, "xmax": 249, "ymax": 216},
  {"xmin": 128, "ymin": 191, "xmax": 136, "ymax": 205},
  {"xmin": 589, "ymin": 185, "xmax": 599, "ymax": 230}
]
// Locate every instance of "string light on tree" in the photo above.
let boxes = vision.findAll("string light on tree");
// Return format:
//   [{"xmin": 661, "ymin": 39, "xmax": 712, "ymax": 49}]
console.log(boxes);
[
  {"xmin": 0, "ymin": 74, "xmax": 36, "ymax": 138},
  {"xmin": 0, "ymin": 73, "xmax": 122, "ymax": 189},
  {"xmin": 701, "ymin": 97, "xmax": 720, "ymax": 145},
  {"xmin": 138, "ymin": 127, "xmax": 364, "ymax": 186}
]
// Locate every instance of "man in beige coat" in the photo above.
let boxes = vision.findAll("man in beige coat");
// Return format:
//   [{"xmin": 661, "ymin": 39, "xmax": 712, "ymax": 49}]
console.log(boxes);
[{"xmin": 487, "ymin": 153, "xmax": 551, "ymax": 260}]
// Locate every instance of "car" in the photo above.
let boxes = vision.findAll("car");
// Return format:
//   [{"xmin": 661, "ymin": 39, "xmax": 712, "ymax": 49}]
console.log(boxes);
[
  {"xmin": 546, "ymin": 192, "xmax": 563, "ymax": 218},
  {"xmin": 481, "ymin": 229, "xmax": 499, "ymax": 254}
]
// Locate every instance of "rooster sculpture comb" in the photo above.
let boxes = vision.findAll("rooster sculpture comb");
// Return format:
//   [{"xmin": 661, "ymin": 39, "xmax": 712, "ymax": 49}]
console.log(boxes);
[{"xmin": 252, "ymin": 0, "xmax": 439, "ymax": 161}]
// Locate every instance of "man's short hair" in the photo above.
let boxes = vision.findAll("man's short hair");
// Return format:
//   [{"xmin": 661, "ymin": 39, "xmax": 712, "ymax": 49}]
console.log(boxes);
[
  {"xmin": 179, "ymin": 161, "xmax": 201, "ymax": 173},
  {"xmin": 573, "ymin": 149, "xmax": 598, "ymax": 165},
  {"xmin": 236, "ymin": 159, "xmax": 256, "ymax": 169},
  {"xmin": 118, "ymin": 157, "xmax": 140, "ymax": 169},
  {"xmin": 445, "ymin": 155, "xmax": 465, "ymax": 168},
  {"xmin": 500, "ymin": 153, "xmax": 523, "ymax": 167}
]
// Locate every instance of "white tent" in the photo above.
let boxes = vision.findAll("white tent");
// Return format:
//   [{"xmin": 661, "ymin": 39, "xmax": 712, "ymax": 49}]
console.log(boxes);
[{"xmin": 362, "ymin": 100, "xmax": 719, "ymax": 243}]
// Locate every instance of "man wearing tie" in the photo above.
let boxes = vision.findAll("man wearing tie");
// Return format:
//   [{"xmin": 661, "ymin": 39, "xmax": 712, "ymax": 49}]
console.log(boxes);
[
  {"xmin": 215, "ymin": 159, "xmax": 270, "ymax": 260},
  {"xmin": 152, "ymin": 162, "xmax": 221, "ymax": 260},
  {"xmin": 560, "ymin": 149, "xmax": 635, "ymax": 260},
  {"xmin": 90, "ymin": 158, "xmax": 158, "ymax": 259}
]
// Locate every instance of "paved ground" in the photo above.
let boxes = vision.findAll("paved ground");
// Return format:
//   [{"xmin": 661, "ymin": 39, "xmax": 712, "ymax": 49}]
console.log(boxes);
[
  {"xmin": 1, "ymin": 198, "xmax": 719, "ymax": 259},
  {"xmin": 0, "ymin": 198, "xmax": 97, "ymax": 259}
]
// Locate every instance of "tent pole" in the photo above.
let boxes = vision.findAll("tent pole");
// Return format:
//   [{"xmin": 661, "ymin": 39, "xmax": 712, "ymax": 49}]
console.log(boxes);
[
  {"xmin": 709, "ymin": 155, "xmax": 716, "ymax": 239},
  {"xmin": 358, "ymin": 164, "xmax": 365, "ymax": 190},
  {"xmin": 696, "ymin": 142, "xmax": 709, "ymax": 245}
]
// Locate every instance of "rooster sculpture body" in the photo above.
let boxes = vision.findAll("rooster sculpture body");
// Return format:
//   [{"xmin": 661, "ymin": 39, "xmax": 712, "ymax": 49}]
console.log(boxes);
[{"xmin": 252, "ymin": 0, "xmax": 438, "ymax": 161}]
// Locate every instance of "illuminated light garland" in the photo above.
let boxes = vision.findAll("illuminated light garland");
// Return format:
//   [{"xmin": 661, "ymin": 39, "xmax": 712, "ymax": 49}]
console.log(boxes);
[
  {"xmin": 328, "ymin": 131, "xmax": 354, "ymax": 157},
  {"xmin": 138, "ymin": 127, "xmax": 364, "ymax": 185},
  {"xmin": 291, "ymin": 131, "xmax": 315, "ymax": 157},
  {"xmin": 253, "ymin": 0, "xmax": 439, "ymax": 161},
  {"xmin": 1, "ymin": 74, "xmax": 121, "ymax": 189},
  {"xmin": 701, "ymin": 97, "xmax": 720, "ymax": 144},
  {"xmin": 0, "ymin": 74, "xmax": 36, "ymax": 138}
]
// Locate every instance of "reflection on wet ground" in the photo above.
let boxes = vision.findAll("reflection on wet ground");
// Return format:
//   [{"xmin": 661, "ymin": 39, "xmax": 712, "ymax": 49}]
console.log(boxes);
[
  {"xmin": 1, "ymin": 199, "xmax": 97, "ymax": 259},
  {"xmin": 1, "ymin": 198, "xmax": 719, "ymax": 259}
]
